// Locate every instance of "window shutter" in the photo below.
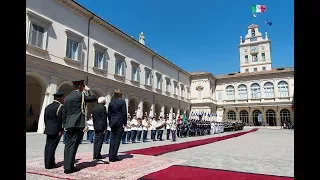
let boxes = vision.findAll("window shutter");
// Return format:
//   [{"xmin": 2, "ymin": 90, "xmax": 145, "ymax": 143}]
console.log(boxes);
[
  {"xmin": 103, "ymin": 53, "xmax": 107, "ymax": 70},
  {"xmin": 137, "ymin": 68, "xmax": 140, "ymax": 82},
  {"xmin": 121, "ymin": 61, "xmax": 125, "ymax": 76},
  {"xmin": 77, "ymin": 43, "xmax": 83, "ymax": 61}
]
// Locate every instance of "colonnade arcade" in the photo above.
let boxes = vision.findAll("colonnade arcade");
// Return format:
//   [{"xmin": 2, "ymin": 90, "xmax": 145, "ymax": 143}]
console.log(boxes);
[
  {"xmin": 224, "ymin": 106, "xmax": 293, "ymax": 126},
  {"xmin": 26, "ymin": 72, "xmax": 190, "ymax": 133}
]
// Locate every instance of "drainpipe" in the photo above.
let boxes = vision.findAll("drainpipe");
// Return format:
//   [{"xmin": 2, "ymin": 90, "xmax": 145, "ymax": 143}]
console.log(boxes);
[{"xmin": 86, "ymin": 16, "xmax": 94, "ymax": 84}]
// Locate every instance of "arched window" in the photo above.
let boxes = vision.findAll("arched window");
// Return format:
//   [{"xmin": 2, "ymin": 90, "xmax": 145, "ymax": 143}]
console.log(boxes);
[
  {"xmin": 239, "ymin": 110, "xmax": 249, "ymax": 124},
  {"xmin": 266, "ymin": 109, "xmax": 276, "ymax": 126},
  {"xmin": 238, "ymin": 84, "xmax": 248, "ymax": 100},
  {"xmin": 280, "ymin": 109, "xmax": 291, "ymax": 123},
  {"xmin": 252, "ymin": 110, "xmax": 261, "ymax": 126},
  {"xmin": 251, "ymin": 83, "xmax": 260, "ymax": 99},
  {"xmin": 227, "ymin": 110, "xmax": 236, "ymax": 120},
  {"xmin": 264, "ymin": 82, "xmax": 274, "ymax": 98},
  {"xmin": 226, "ymin": 85, "xmax": 235, "ymax": 100},
  {"xmin": 278, "ymin": 81, "xmax": 289, "ymax": 97}
]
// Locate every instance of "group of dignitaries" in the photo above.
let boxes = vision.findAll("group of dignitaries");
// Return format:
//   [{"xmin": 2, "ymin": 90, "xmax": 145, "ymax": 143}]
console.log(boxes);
[
  {"xmin": 43, "ymin": 79, "xmax": 244, "ymax": 174},
  {"xmin": 43, "ymin": 80, "xmax": 127, "ymax": 174}
]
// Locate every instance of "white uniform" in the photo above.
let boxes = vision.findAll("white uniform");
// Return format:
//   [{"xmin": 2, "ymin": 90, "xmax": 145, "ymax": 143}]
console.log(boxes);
[
  {"xmin": 157, "ymin": 119, "xmax": 165, "ymax": 130},
  {"xmin": 166, "ymin": 119, "xmax": 172, "ymax": 130},
  {"xmin": 142, "ymin": 119, "xmax": 149, "ymax": 131},
  {"xmin": 131, "ymin": 118, "xmax": 138, "ymax": 131},
  {"xmin": 151, "ymin": 119, "xmax": 157, "ymax": 130},
  {"xmin": 171, "ymin": 119, "xmax": 177, "ymax": 131},
  {"xmin": 126, "ymin": 120, "xmax": 131, "ymax": 132}
]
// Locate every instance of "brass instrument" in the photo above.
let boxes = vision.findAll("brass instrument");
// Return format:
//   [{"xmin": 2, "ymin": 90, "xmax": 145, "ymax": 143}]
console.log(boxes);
[{"xmin": 147, "ymin": 119, "xmax": 151, "ymax": 128}]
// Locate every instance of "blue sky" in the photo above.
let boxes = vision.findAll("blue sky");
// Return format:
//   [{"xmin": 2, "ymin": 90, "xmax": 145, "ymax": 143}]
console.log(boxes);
[{"xmin": 76, "ymin": 0, "xmax": 293, "ymax": 76}]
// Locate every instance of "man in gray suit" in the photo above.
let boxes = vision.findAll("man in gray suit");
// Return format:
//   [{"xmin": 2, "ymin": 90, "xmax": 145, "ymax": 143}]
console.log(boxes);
[{"xmin": 63, "ymin": 80, "xmax": 97, "ymax": 174}]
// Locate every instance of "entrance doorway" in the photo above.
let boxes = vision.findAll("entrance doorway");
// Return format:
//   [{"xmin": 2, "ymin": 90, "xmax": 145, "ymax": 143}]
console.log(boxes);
[
  {"xmin": 252, "ymin": 110, "xmax": 262, "ymax": 126},
  {"xmin": 266, "ymin": 109, "xmax": 276, "ymax": 126}
]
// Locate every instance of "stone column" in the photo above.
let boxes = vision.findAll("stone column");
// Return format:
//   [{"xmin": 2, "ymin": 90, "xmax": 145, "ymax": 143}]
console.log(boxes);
[
  {"xmin": 236, "ymin": 108, "xmax": 240, "ymax": 120},
  {"xmin": 124, "ymin": 93, "xmax": 129, "ymax": 114},
  {"xmin": 37, "ymin": 76, "xmax": 58, "ymax": 133},
  {"xmin": 262, "ymin": 107, "xmax": 267, "ymax": 126},
  {"xmin": 160, "ymin": 105, "xmax": 165, "ymax": 117},
  {"xmin": 276, "ymin": 108, "xmax": 281, "ymax": 126},
  {"xmin": 105, "ymin": 89, "xmax": 112, "ymax": 109},
  {"xmin": 137, "ymin": 98, "xmax": 143, "ymax": 118},
  {"xmin": 149, "ymin": 103, "xmax": 154, "ymax": 117},
  {"xmin": 169, "ymin": 107, "xmax": 173, "ymax": 120}
]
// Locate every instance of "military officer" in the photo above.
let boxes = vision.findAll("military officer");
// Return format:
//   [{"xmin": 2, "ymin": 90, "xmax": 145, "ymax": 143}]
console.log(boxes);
[
  {"xmin": 63, "ymin": 80, "xmax": 97, "ymax": 174},
  {"xmin": 44, "ymin": 92, "xmax": 66, "ymax": 169}
]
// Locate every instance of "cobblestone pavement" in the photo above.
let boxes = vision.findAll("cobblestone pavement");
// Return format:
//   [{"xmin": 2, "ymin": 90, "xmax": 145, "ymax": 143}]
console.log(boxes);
[
  {"xmin": 26, "ymin": 127, "xmax": 293, "ymax": 179},
  {"xmin": 161, "ymin": 128, "xmax": 294, "ymax": 177}
]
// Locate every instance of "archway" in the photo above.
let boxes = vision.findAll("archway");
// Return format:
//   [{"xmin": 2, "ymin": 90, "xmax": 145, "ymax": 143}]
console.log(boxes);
[
  {"xmin": 26, "ymin": 74, "xmax": 45, "ymax": 132},
  {"xmin": 164, "ymin": 105, "xmax": 170, "ymax": 118},
  {"xmin": 86, "ymin": 88, "xmax": 104, "ymax": 118},
  {"xmin": 266, "ymin": 109, "xmax": 276, "ymax": 126},
  {"xmin": 142, "ymin": 100, "xmax": 151, "ymax": 117},
  {"xmin": 280, "ymin": 109, "xmax": 291, "ymax": 124},
  {"xmin": 227, "ymin": 110, "xmax": 236, "ymax": 121},
  {"xmin": 58, "ymin": 82, "xmax": 73, "ymax": 97},
  {"xmin": 128, "ymin": 97, "xmax": 138, "ymax": 117},
  {"xmin": 252, "ymin": 110, "xmax": 262, "ymax": 126},
  {"xmin": 239, "ymin": 110, "xmax": 249, "ymax": 124},
  {"xmin": 155, "ymin": 103, "xmax": 162, "ymax": 119}
]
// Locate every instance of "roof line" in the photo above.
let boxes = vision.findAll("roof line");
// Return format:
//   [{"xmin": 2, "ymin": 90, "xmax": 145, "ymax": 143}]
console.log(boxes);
[{"xmin": 66, "ymin": 0, "xmax": 190, "ymax": 77}]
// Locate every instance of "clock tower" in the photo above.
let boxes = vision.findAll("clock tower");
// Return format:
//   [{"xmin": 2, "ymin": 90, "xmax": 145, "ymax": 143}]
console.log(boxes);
[{"xmin": 238, "ymin": 24, "xmax": 272, "ymax": 73}]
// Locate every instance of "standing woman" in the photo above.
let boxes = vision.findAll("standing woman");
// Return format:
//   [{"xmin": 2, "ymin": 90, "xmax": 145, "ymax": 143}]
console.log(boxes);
[{"xmin": 107, "ymin": 89, "xmax": 127, "ymax": 162}]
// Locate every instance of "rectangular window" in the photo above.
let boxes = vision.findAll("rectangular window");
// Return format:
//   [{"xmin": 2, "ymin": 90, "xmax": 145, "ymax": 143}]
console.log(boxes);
[
  {"xmin": 245, "ymin": 55, "xmax": 248, "ymax": 63},
  {"xmin": 157, "ymin": 76, "xmax": 162, "ymax": 89},
  {"xmin": 94, "ymin": 51, "xmax": 106, "ymax": 69},
  {"xmin": 131, "ymin": 66, "xmax": 140, "ymax": 82},
  {"xmin": 174, "ymin": 83, "xmax": 177, "ymax": 95},
  {"xmin": 254, "ymin": 68, "xmax": 257, "ymax": 72},
  {"xmin": 115, "ymin": 60, "xmax": 125, "ymax": 76},
  {"xmin": 145, "ymin": 71, "xmax": 152, "ymax": 86},
  {"xmin": 181, "ymin": 86, "xmax": 184, "ymax": 97},
  {"xmin": 262, "ymin": 67, "xmax": 266, "ymax": 71},
  {"xmin": 28, "ymin": 23, "xmax": 46, "ymax": 49},
  {"xmin": 262, "ymin": 53, "xmax": 266, "ymax": 61},
  {"xmin": 245, "ymin": 69, "xmax": 249, "ymax": 72},
  {"xmin": 166, "ymin": 79, "xmax": 170, "ymax": 92},
  {"xmin": 218, "ymin": 92, "xmax": 222, "ymax": 101},
  {"xmin": 66, "ymin": 38, "xmax": 82, "ymax": 61}
]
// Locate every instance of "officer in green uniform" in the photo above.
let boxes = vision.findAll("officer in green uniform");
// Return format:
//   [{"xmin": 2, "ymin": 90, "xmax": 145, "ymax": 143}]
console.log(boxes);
[
  {"xmin": 44, "ymin": 92, "xmax": 66, "ymax": 169},
  {"xmin": 63, "ymin": 80, "xmax": 97, "ymax": 174}
]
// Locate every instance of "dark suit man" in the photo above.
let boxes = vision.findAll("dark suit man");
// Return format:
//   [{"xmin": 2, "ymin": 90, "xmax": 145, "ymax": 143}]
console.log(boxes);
[
  {"xmin": 92, "ymin": 97, "xmax": 108, "ymax": 159},
  {"xmin": 63, "ymin": 80, "xmax": 97, "ymax": 174},
  {"xmin": 107, "ymin": 89, "xmax": 127, "ymax": 162},
  {"xmin": 44, "ymin": 92, "xmax": 66, "ymax": 169}
]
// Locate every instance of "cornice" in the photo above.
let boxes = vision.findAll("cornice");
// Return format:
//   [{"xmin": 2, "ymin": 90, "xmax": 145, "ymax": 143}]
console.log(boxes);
[{"xmin": 56, "ymin": 0, "xmax": 191, "ymax": 77}]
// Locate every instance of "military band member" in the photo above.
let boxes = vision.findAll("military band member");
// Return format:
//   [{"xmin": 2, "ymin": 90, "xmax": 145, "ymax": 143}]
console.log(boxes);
[
  {"xmin": 63, "ymin": 80, "xmax": 97, "ymax": 174},
  {"xmin": 44, "ymin": 92, "xmax": 66, "ymax": 169},
  {"xmin": 122, "ymin": 114, "xmax": 131, "ymax": 144},
  {"xmin": 171, "ymin": 117, "xmax": 177, "ymax": 141},
  {"xmin": 142, "ymin": 115, "xmax": 149, "ymax": 142},
  {"xmin": 126, "ymin": 114, "xmax": 132, "ymax": 143},
  {"xmin": 156, "ymin": 116, "xmax": 165, "ymax": 141},
  {"xmin": 165, "ymin": 115, "xmax": 172, "ymax": 140},
  {"xmin": 130, "ymin": 114, "xmax": 138, "ymax": 143},
  {"xmin": 150, "ymin": 117, "xmax": 157, "ymax": 141},
  {"xmin": 137, "ymin": 118, "xmax": 143, "ymax": 141}
]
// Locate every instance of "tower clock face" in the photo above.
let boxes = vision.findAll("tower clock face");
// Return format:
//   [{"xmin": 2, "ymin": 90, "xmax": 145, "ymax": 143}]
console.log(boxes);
[{"xmin": 250, "ymin": 46, "xmax": 258, "ymax": 53}]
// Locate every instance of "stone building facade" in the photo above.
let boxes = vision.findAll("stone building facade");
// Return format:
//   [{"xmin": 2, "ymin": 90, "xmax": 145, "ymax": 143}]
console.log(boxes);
[{"xmin": 26, "ymin": 0, "xmax": 293, "ymax": 132}]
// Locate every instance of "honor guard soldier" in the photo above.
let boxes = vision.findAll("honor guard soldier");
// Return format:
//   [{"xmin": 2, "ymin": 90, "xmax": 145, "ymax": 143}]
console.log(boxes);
[
  {"xmin": 44, "ymin": 92, "xmax": 66, "ymax": 169},
  {"xmin": 63, "ymin": 80, "xmax": 97, "ymax": 174}
]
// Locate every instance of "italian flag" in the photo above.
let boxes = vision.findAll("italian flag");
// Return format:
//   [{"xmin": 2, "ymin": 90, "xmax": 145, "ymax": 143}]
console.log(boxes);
[{"xmin": 252, "ymin": 4, "xmax": 266, "ymax": 13}]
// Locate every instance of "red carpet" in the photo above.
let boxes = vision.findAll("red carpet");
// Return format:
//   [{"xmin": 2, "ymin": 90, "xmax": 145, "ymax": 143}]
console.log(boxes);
[
  {"xmin": 123, "ymin": 128, "xmax": 258, "ymax": 156},
  {"xmin": 140, "ymin": 165, "xmax": 294, "ymax": 180}
]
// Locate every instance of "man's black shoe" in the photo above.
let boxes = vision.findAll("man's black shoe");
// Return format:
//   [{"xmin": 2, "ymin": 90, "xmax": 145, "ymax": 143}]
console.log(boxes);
[
  {"xmin": 109, "ymin": 158, "xmax": 122, "ymax": 162},
  {"xmin": 64, "ymin": 167, "xmax": 79, "ymax": 174}
]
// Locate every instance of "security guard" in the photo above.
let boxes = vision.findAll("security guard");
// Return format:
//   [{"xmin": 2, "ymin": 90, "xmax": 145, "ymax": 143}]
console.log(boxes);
[
  {"xmin": 44, "ymin": 92, "xmax": 66, "ymax": 169},
  {"xmin": 63, "ymin": 80, "xmax": 97, "ymax": 174}
]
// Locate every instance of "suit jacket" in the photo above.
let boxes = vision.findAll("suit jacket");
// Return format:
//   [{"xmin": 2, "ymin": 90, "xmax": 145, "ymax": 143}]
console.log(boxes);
[
  {"xmin": 44, "ymin": 101, "xmax": 66, "ymax": 135},
  {"xmin": 92, "ymin": 103, "xmax": 108, "ymax": 131},
  {"xmin": 107, "ymin": 98, "xmax": 127, "ymax": 129},
  {"xmin": 64, "ymin": 90, "xmax": 97, "ymax": 128}
]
